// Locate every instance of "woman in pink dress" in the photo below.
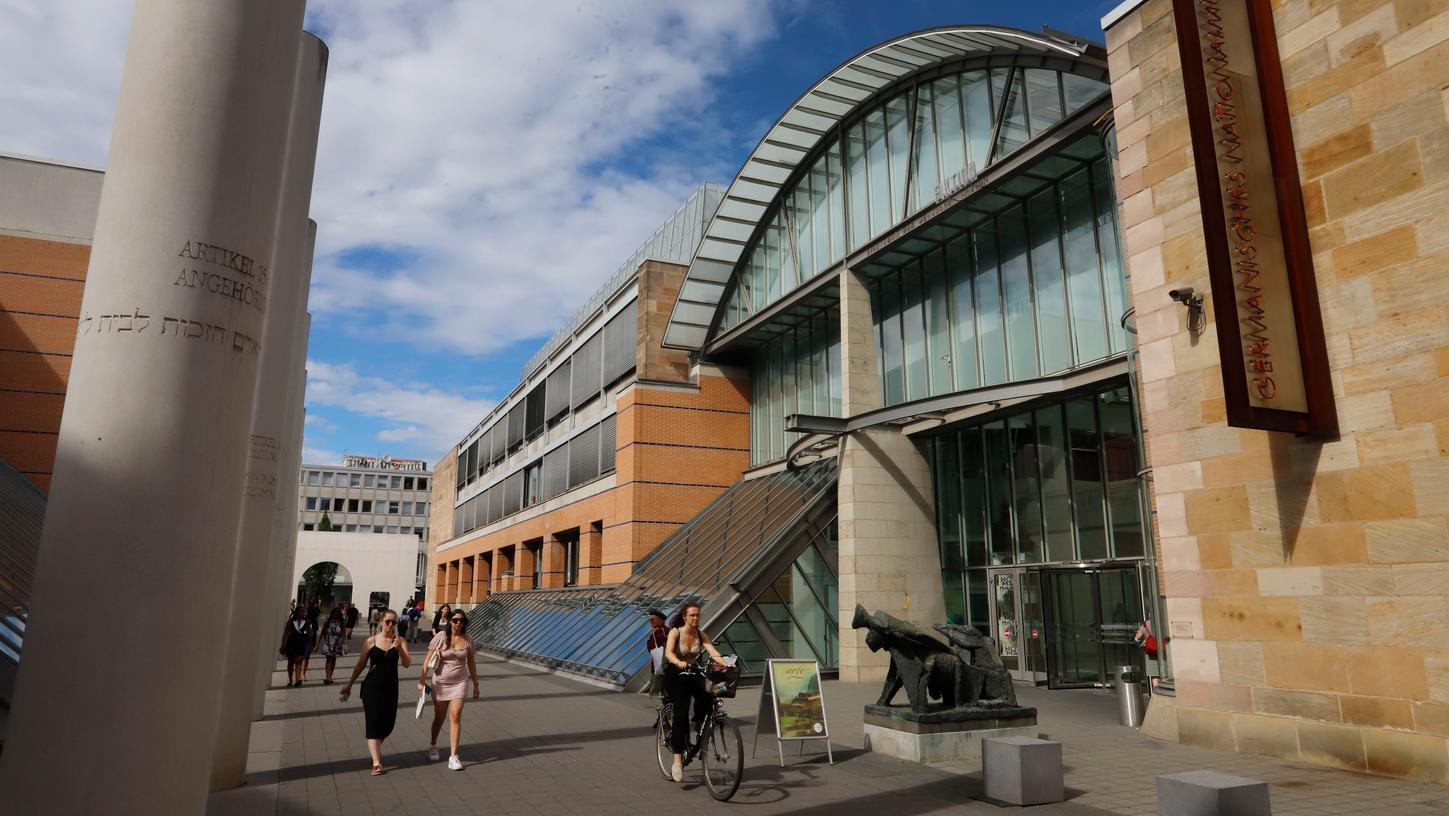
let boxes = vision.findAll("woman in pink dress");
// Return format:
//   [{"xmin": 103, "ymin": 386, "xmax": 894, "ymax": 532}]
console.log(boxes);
[{"xmin": 418, "ymin": 608, "xmax": 479, "ymax": 770}]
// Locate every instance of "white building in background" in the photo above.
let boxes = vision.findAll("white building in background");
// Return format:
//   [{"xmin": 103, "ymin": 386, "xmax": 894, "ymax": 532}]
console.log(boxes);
[
  {"xmin": 292, "ymin": 531, "xmax": 418, "ymax": 613},
  {"xmin": 298, "ymin": 456, "xmax": 431, "ymax": 595}
]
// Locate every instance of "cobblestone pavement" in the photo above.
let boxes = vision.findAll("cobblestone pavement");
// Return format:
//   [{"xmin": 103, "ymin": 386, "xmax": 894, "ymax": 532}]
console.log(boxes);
[{"xmin": 209, "ymin": 643, "xmax": 1449, "ymax": 815}]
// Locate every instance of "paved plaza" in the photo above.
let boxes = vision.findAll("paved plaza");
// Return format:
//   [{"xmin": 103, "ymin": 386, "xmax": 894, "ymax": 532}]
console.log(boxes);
[{"xmin": 209, "ymin": 640, "xmax": 1449, "ymax": 815}]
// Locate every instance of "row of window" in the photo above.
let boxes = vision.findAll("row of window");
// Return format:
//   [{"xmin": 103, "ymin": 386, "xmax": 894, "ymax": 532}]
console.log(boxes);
[
  {"xmin": 453, "ymin": 416, "xmax": 617, "ymax": 538},
  {"xmin": 304, "ymin": 497, "xmax": 428, "ymax": 516},
  {"xmin": 303, "ymin": 471, "xmax": 429, "ymax": 491},
  {"xmin": 870, "ymin": 159, "xmax": 1127, "ymax": 407},
  {"xmin": 931, "ymin": 382, "xmax": 1145, "ymax": 624},
  {"xmin": 302, "ymin": 522, "xmax": 427, "ymax": 538},
  {"xmin": 750, "ymin": 310, "xmax": 842, "ymax": 465},
  {"xmin": 720, "ymin": 66, "xmax": 1108, "ymax": 332},
  {"xmin": 456, "ymin": 299, "xmax": 637, "ymax": 492}
]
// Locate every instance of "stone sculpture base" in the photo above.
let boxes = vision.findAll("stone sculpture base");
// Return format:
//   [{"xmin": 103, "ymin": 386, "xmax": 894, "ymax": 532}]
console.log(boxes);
[{"xmin": 862, "ymin": 704, "xmax": 1038, "ymax": 763}]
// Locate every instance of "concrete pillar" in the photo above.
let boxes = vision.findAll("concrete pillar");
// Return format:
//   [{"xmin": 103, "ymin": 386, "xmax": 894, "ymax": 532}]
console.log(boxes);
[
  {"xmin": 445, "ymin": 560, "xmax": 459, "ymax": 604},
  {"xmin": 516, "ymin": 542, "xmax": 538, "ymax": 590},
  {"xmin": 540, "ymin": 534, "xmax": 566, "ymax": 588},
  {"xmin": 835, "ymin": 267, "xmax": 946, "ymax": 683},
  {"xmin": 582, "ymin": 524, "xmax": 604, "ymax": 586},
  {"xmin": 213, "ymin": 34, "xmax": 326, "ymax": 791},
  {"xmin": 0, "ymin": 2, "xmax": 305, "ymax": 812},
  {"xmin": 459, "ymin": 557, "xmax": 474, "ymax": 605},
  {"xmin": 250, "ymin": 337, "xmax": 310, "ymax": 719},
  {"xmin": 481, "ymin": 556, "xmax": 498, "ymax": 600},
  {"xmin": 434, "ymin": 564, "xmax": 448, "ymax": 604}
]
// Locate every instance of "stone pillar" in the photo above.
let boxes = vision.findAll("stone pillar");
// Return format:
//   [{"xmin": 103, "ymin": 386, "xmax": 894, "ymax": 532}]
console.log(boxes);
[
  {"xmin": 213, "ymin": 33, "xmax": 326, "ymax": 791},
  {"xmin": 516, "ymin": 542, "xmax": 538, "ymax": 590},
  {"xmin": 0, "ymin": 2, "xmax": 305, "ymax": 812},
  {"xmin": 445, "ymin": 560, "xmax": 459, "ymax": 604},
  {"xmin": 459, "ymin": 557, "xmax": 474, "ymax": 605},
  {"xmin": 433, "ymin": 564, "xmax": 448, "ymax": 604},
  {"xmin": 474, "ymin": 554, "xmax": 491, "ymax": 601},
  {"xmin": 582, "ymin": 523, "xmax": 604, "ymax": 586},
  {"xmin": 252, "ymin": 324, "xmax": 310, "ymax": 719},
  {"xmin": 835, "ymin": 267, "xmax": 946, "ymax": 683},
  {"xmin": 540, "ymin": 534, "xmax": 566, "ymax": 588}
]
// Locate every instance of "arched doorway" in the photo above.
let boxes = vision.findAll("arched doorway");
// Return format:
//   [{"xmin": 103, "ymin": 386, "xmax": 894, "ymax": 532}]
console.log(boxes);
[{"xmin": 295, "ymin": 561, "xmax": 354, "ymax": 609}]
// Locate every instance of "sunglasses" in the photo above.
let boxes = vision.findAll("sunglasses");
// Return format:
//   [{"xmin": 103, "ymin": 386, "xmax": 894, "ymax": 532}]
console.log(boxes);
[
  {"xmin": 382, "ymin": 619, "xmax": 397, "ymax": 625},
  {"xmin": 451, "ymin": 618, "xmax": 465, "ymax": 623}
]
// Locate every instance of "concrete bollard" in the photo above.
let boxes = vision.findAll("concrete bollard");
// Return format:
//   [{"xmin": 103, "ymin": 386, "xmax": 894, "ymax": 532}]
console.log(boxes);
[
  {"xmin": 1158, "ymin": 770, "xmax": 1270, "ymax": 816},
  {"xmin": 982, "ymin": 736, "xmax": 1065, "ymax": 806}
]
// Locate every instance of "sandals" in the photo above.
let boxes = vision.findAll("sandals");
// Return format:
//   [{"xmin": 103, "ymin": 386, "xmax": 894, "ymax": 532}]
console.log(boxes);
[{"xmin": 371, "ymin": 764, "xmax": 385, "ymax": 776}]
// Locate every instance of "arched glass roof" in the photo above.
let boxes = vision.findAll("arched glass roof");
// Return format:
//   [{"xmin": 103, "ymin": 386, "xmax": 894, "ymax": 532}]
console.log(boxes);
[{"xmin": 662, "ymin": 25, "xmax": 1107, "ymax": 351}]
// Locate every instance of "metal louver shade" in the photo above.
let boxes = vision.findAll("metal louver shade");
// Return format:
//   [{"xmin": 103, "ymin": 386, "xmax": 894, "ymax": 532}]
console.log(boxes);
[
  {"xmin": 570, "ymin": 332, "xmax": 603, "ymax": 408},
  {"xmin": 602, "ymin": 299, "xmax": 638, "ymax": 387}
]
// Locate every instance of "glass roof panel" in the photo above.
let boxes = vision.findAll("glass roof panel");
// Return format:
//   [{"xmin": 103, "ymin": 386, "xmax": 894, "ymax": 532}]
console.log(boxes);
[{"xmin": 466, "ymin": 459, "xmax": 838, "ymax": 686}]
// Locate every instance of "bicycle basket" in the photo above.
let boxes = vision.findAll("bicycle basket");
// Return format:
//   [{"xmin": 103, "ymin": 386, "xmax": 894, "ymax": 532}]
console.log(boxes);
[{"xmin": 706, "ymin": 662, "xmax": 741, "ymax": 698}]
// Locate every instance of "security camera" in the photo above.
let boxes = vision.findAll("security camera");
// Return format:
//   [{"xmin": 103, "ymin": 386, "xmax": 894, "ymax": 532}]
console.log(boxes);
[{"xmin": 1168, "ymin": 287, "xmax": 1196, "ymax": 303}]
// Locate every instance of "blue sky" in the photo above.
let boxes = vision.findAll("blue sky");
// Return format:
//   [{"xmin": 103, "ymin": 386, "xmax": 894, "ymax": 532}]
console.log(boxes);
[{"xmin": 1, "ymin": 0, "xmax": 1124, "ymax": 468}]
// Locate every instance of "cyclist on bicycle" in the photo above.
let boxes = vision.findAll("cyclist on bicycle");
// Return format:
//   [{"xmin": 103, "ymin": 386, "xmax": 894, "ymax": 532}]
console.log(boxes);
[{"xmin": 664, "ymin": 601, "xmax": 727, "ymax": 782}]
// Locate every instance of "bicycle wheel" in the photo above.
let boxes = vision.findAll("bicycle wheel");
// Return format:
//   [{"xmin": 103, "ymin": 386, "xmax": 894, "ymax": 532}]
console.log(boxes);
[
  {"xmin": 655, "ymin": 705, "xmax": 674, "ymax": 780},
  {"xmin": 700, "ymin": 716, "xmax": 743, "ymax": 801}
]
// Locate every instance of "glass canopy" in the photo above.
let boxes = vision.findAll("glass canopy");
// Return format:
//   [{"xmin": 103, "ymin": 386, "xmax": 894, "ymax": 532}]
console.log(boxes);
[
  {"xmin": 718, "ymin": 67, "xmax": 1108, "ymax": 335},
  {"xmin": 465, "ymin": 458, "xmax": 839, "ymax": 686}
]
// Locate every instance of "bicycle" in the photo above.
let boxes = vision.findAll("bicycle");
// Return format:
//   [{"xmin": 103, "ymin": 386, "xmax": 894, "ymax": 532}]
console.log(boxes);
[{"xmin": 653, "ymin": 657, "xmax": 744, "ymax": 801}]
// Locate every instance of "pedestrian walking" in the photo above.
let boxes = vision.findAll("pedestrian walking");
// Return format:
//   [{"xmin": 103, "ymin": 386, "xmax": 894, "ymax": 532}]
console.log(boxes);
[
  {"xmin": 341, "ymin": 609, "xmax": 412, "ymax": 776},
  {"xmin": 303, "ymin": 598, "xmax": 322, "ymax": 682},
  {"xmin": 398, "ymin": 597, "xmax": 414, "ymax": 639},
  {"xmin": 419, "ymin": 608, "xmax": 478, "ymax": 770},
  {"xmin": 279, "ymin": 606, "xmax": 314, "ymax": 688},
  {"xmin": 320, "ymin": 607, "xmax": 346, "ymax": 684},
  {"xmin": 369, "ymin": 606, "xmax": 382, "ymax": 636},
  {"xmin": 344, "ymin": 602, "xmax": 360, "ymax": 640},
  {"xmin": 408, "ymin": 602, "xmax": 424, "ymax": 643},
  {"xmin": 431, "ymin": 603, "xmax": 452, "ymax": 637}
]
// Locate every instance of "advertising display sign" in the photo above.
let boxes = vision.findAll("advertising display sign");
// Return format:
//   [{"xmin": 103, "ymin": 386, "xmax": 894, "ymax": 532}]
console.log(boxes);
[
  {"xmin": 1172, "ymin": 0, "xmax": 1336, "ymax": 436},
  {"xmin": 753, "ymin": 659, "xmax": 833, "ymax": 766}
]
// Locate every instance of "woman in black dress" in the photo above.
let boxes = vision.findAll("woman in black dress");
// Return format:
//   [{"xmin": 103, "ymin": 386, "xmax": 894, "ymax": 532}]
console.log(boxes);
[
  {"xmin": 341, "ymin": 609, "xmax": 412, "ymax": 775},
  {"xmin": 278, "ymin": 606, "xmax": 313, "ymax": 687}
]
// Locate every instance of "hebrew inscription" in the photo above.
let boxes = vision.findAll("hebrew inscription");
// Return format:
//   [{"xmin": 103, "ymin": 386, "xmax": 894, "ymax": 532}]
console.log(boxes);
[{"xmin": 79, "ymin": 308, "xmax": 152, "ymax": 336}]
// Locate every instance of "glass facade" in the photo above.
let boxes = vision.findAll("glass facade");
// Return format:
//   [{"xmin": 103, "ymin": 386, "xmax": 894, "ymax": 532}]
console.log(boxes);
[
  {"xmin": 719, "ymin": 68, "xmax": 1108, "ymax": 332},
  {"xmin": 930, "ymin": 381, "xmax": 1145, "ymax": 628},
  {"xmin": 749, "ymin": 310, "xmax": 842, "ymax": 465},
  {"xmin": 868, "ymin": 160, "xmax": 1127, "ymax": 406}
]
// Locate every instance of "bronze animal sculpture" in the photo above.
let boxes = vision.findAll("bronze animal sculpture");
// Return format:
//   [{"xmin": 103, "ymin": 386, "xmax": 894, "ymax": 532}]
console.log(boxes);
[{"xmin": 851, "ymin": 604, "xmax": 1017, "ymax": 713}]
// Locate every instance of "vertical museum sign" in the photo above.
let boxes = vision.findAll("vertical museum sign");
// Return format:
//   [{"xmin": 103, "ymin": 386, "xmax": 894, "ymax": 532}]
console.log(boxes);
[{"xmin": 1172, "ymin": 0, "xmax": 1337, "ymax": 435}]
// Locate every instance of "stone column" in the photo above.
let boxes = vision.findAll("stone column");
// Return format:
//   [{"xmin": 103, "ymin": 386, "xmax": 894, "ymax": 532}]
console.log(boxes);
[
  {"xmin": 459, "ymin": 557, "xmax": 474, "ymax": 605},
  {"xmin": 835, "ymin": 267, "xmax": 946, "ymax": 683},
  {"xmin": 0, "ymin": 2, "xmax": 305, "ymax": 812},
  {"xmin": 474, "ymin": 553, "xmax": 491, "ymax": 601},
  {"xmin": 212, "ymin": 34, "xmax": 325, "ymax": 791},
  {"xmin": 581, "ymin": 524, "xmax": 604, "ymax": 585},
  {"xmin": 540, "ymin": 534, "xmax": 566, "ymax": 588},
  {"xmin": 516, "ymin": 543, "xmax": 538, "ymax": 589},
  {"xmin": 250, "ymin": 327, "xmax": 311, "ymax": 718}
]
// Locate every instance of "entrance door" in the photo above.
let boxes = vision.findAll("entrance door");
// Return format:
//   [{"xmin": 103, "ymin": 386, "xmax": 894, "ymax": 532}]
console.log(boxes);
[
  {"xmin": 987, "ymin": 569, "xmax": 1045, "ymax": 683},
  {"xmin": 1042, "ymin": 566, "xmax": 1143, "ymax": 688}
]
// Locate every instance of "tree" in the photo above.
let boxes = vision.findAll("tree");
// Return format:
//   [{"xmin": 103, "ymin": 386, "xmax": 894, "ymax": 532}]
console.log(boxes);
[
  {"xmin": 317, "ymin": 510, "xmax": 334, "ymax": 532},
  {"xmin": 302, "ymin": 561, "xmax": 339, "ymax": 604}
]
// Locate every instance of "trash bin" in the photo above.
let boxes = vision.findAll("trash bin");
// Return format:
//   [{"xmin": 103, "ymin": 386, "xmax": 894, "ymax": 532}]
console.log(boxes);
[{"xmin": 1116, "ymin": 665, "xmax": 1146, "ymax": 727}]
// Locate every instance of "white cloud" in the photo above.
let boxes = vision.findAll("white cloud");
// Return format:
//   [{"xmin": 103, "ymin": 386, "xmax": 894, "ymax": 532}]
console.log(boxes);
[
  {"xmin": 301, "ymin": 445, "xmax": 344, "ymax": 466},
  {"xmin": 303, "ymin": 0, "xmax": 781, "ymax": 354},
  {"xmin": 0, "ymin": 2, "xmax": 131, "ymax": 164},
  {"xmin": 304, "ymin": 358, "xmax": 494, "ymax": 462},
  {"xmin": 304, "ymin": 412, "xmax": 338, "ymax": 434}
]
